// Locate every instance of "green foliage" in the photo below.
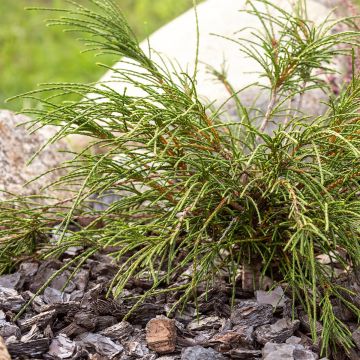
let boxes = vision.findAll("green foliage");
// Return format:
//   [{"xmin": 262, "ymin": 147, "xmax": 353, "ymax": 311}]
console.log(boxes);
[
  {"xmin": 0, "ymin": 0, "xmax": 194, "ymax": 111},
  {"xmin": 1, "ymin": 0, "xmax": 360, "ymax": 355}
]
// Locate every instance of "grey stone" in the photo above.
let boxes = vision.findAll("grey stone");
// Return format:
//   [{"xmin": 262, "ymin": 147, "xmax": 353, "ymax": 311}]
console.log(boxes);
[
  {"xmin": 0, "ymin": 286, "xmax": 25, "ymax": 312},
  {"xmin": 352, "ymin": 327, "xmax": 360, "ymax": 350},
  {"xmin": 63, "ymin": 0, "xmax": 351, "ymax": 154},
  {"xmin": 255, "ymin": 287, "xmax": 287, "ymax": 308},
  {"xmin": 181, "ymin": 345, "xmax": 226, "ymax": 360},
  {"xmin": 75, "ymin": 332, "xmax": 123, "ymax": 358},
  {"xmin": 50, "ymin": 271, "xmax": 76, "ymax": 293},
  {"xmin": 286, "ymin": 336, "xmax": 302, "ymax": 345},
  {"xmin": 48, "ymin": 334, "xmax": 77, "ymax": 359},
  {"xmin": 124, "ymin": 339, "xmax": 150, "ymax": 358},
  {"xmin": 187, "ymin": 316, "xmax": 225, "ymax": 331},
  {"xmin": 254, "ymin": 318, "xmax": 300, "ymax": 345},
  {"xmin": 262, "ymin": 342, "xmax": 318, "ymax": 360},
  {"xmin": 0, "ymin": 321, "xmax": 21, "ymax": 339},
  {"xmin": 18, "ymin": 262, "xmax": 39, "ymax": 277},
  {"xmin": 43, "ymin": 287, "xmax": 70, "ymax": 304},
  {"xmin": 75, "ymin": 0, "xmax": 348, "ymax": 153},
  {"xmin": 293, "ymin": 348, "xmax": 319, "ymax": 360},
  {"xmin": 0, "ymin": 273, "xmax": 22, "ymax": 290},
  {"xmin": 263, "ymin": 342, "xmax": 297, "ymax": 360}
]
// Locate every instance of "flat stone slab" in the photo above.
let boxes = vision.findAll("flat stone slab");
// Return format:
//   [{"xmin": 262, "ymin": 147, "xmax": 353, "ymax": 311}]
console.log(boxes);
[{"xmin": 96, "ymin": 0, "xmax": 345, "ymax": 119}]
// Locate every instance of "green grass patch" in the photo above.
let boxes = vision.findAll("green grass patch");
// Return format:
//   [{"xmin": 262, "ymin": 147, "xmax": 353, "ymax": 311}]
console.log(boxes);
[{"xmin": 0, "ymin": 0, "xmax": 194, "ymax": 111}]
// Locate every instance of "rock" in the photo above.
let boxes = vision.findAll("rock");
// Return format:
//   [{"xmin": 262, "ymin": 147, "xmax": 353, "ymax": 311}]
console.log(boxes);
[
  {"xmin": 124, "ymin": 338, "xmax": 150, "ymax": 358},
  {"xmin": 0, "ymin": 110, "xmax": 71, "ymax": 202},
  {"xmin": 187, "ymin": 316, "xmax": 225, "ymax": 331},
  {"xmin": 299, "ymin": 313, "xmax": 323, "ymax": 335},
  {"xmin": 0, "ymin": 336, "xmax": 11, "ymax": 360},
  {"xmin": 146, "ymin": 317, "xmax": 176, "ymax": 354},
  {"xmin": 263, "ymin": 343, "xmax": 296, "ymax": 360},
  {"xmin": 43, "ymin": 287, "xmax": 70, "ymax": 304},
  {"xmin": 0, "ymin": 321, "xmax": 20, "ymax": 339},
  {"xmin": 79, "ymin": 0, "xmax": 347, "ymax": 154},
  {"xmin": 0, "ymin": 286, "xmax": 25, "ymax": 312},
  {"xmin": 50, "ymin": 270, "xmax": 76, "ymax": 293},
  {"xmin": 230, "ymin": 300, "xmax": 273, "ymax": 327},
  {"xmin": 181, "ymin": 345, "xmax": 226, "ymax": 360},
  {"xmin": 254, "ymin": 318, "xmax": 300, "ymax": 345},
  {"xmin": 18, "ymin": 261, "xmax": 39, "ymax": 277},
  {"xmin": 48, "ymin": 334, "xmax": 77, "ymax": 359},
  {"xmin": 75, "ymin": 332, "xmax": 123, "ymax": 358},
  {"xmin": 60, "ymin": 323, "xmax": 87, "ymax": 338},
  {"xmin": 0, "ymin": 273, "xmax": 22, "ymax": 290},
  {"xmin": 293, "ymin": 347, "xmax": 320, "ymax": 360},
  {"xmin": 262, "ymin": 342, "xmax": 318, "ymax": 360},
  {"xmin": 352, "ymin": 327, "xmax": 360, "ymax": 350},
  {"xmin": 255, "ymin": 287, "xmax": 287, "ymax": 308},
  {"xmin": 29, "ymin": 261, "xmax": 76, "ymax": 294},
  {"xmin": 72, "ymin": 269, "xmax": 89, "ymax": 292},
  {"xmin": 286, "ymin": 336, "xmax": 302, "ymax": 345}
]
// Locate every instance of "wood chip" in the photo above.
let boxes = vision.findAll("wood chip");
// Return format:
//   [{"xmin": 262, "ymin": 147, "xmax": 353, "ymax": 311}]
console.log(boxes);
[
  {"xmin": 18, "ymin": 309, "xmax": 56, "ymax": 332},
  {"xmin": 99, "ymin": 321, "xmax": 134, "ymax": 341},
  {"xmin": 59, "ymin": 323, "xmax": 87, "ymax": 338},
  {"xmin": 210, "ymin": 326, "xmax": 254, "ymax": 347},
  {"xmin": 229, "ymin": 348, "xmax": 262, "ymax": 359},
  {"xmin": 146, "ymin": 317, "xmax": 176, "ymax": 354},
  {"xmin": 7, "ymin": 338, "xmax": 49, "ymax": 357},
  {"xmin": 40, "ymin": 301, "xmax": 80, "ymax": 315},
  {"xmin": 230, "ymin": 300, "xmax": 273, "ymax": 327},
  {"xmin": 254, "ymin": 318, "xmax": 300, "ymax": 345}
]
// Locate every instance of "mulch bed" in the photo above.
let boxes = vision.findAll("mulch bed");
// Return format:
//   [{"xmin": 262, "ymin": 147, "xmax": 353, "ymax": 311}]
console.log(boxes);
[{"xmin": 0, "ymin": 249, "xmax": 359, "ymax": 360}]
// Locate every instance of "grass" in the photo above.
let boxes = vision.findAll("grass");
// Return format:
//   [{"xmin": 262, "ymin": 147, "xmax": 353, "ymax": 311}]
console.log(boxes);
[{"xmin": 0, "ymin": 0, "xmax": 195, "ymax": 111}]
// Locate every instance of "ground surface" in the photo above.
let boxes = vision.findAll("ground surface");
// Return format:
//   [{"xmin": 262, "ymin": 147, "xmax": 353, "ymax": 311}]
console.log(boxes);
[{"xmin": 1, "ymin": 252, "xmax": 359, "ymax": 359}]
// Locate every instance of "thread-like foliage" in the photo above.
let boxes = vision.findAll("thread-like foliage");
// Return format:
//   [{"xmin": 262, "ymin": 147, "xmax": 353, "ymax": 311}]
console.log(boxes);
[{"xmin": 1, "ymin": 0, "xmax": 360, "ymax": 355}]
